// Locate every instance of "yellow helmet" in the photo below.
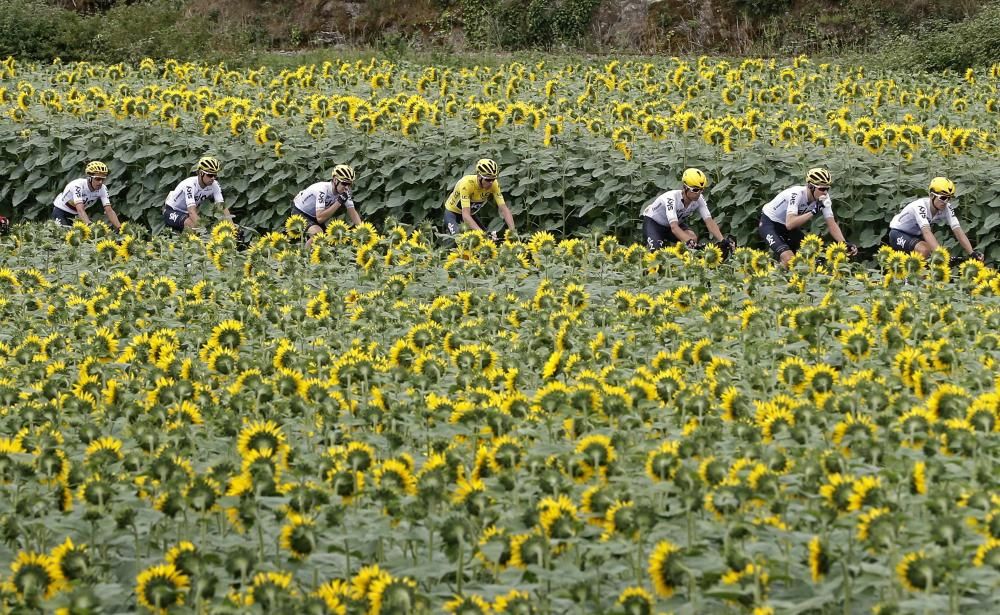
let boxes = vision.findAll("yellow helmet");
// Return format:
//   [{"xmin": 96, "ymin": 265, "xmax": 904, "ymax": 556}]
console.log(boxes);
[
  {"xmin": 197, "ymin": 156, "xmax": 221, "ymax": 174},
  {"xmin": 682, "ymin": 168, "xmax": 708, "ymax": 189},
  {"xmin": 85, "ymin": 161, "xmax": 109, "ymax": 177},
  {"xmin": 332, "ymin": 164, "xmax": 356, "ymax": 183},
  {"xmin": 476, "ymin": 158, "xmax": 499, "ymax": 178},
  {"xmin": 928, "ymin": 177, "xmax": 956, "ymax": 197},
  {"xmin": 806, "ymin": 167, "xmax": 832, "ymax": 187}
]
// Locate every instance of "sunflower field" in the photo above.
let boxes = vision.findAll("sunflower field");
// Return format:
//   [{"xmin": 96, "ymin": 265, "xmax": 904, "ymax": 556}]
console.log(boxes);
[
  {"xmin": 0, "ymin": 55, "xmax": 999, "ymax": 257},
  {"xmin": 0, "ymin": 214, "xmax": 999, "ymax": 613}
]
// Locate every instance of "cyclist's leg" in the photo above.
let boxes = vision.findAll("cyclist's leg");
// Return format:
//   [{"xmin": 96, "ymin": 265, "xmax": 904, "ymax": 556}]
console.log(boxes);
[
  {"xmin": 444, "ymin": 210, "xmax": 462, "ymax": 235},
  {"xmin": 888, "ymin": 229, "xmax": 925, "ymax": 256},
  {"xmin": 52, "ymin": 208, "xmax": 76, "ymax": 227},
  {"xmin": 163, "ymin": 208, "xmax": 188, "ymax": 233},
  {"xmin": 758, "ymin": 215, "xmax": 794, "ymax": 265},
  {"xmin": 643, "ymin": 217, "xmax": 674, "ymax": 251}
]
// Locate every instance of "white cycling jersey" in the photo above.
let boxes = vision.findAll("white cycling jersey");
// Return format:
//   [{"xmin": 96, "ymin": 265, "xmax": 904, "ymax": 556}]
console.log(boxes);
[
  {"xmin": 165, "ymin": 176, "xmax": 224, "ymax": 213},
  {"xmin": 53, "ymin": 178, "xmax": 110, "ymax": 214},
  {"xmin": 762, "ymin": 185, "xmax": 832, "ymax": 224},
  {"xmin": 293, "ymin": 182, "xmax": 353, "ymax": 217},
  {"xmin": 641, "ymin": 189, "xmax": 711, "ymax": 226},
  {"xmin": 890, "ymin": 197, "xmax": 960, "ymax": 235}
]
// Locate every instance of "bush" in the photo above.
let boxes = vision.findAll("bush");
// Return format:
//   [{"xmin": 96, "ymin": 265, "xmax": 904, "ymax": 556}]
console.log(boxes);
[
  {"xmin": 0, "ymin": 0, "xmax": 255, "ymax": 62},
  {"xmin": 882, "ymin": 2, "xmax": 1000, "ymax": 70},
  {"xmin": 0, "ymin": 0, "xmax": 94, "ymax": 59}
]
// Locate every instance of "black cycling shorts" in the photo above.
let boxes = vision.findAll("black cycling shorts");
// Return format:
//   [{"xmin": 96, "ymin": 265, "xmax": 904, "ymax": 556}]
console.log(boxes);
[
  {"xmin": 52, "ymin": 208, "xmax": 78, "ymax": 226},
  {"xmin": 163, "ymin": 208, "xmax": 189, "ymax": 232},
  {"xmin": 643, "ymin": 217, "xmax": 689, "ymax": 251},
  {"xmin": 290, "ymin": 207, "xmax": 323, "ymax": 231},
  {"xmin": 888, "ymin": 229, "xmax": 922, "ymax": 253},
  {"xmin": 443, "ymin": 210, "xmax": 485, "ymax": 235},
  {"xmin": 758, "ymin": 215, "xmax": 804, "ymax": 257}
]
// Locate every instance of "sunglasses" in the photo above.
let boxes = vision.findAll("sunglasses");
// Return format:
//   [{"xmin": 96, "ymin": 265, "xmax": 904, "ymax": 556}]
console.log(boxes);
[
  {"xmin": 203, "ymin": 173, "xmax": 217, "ymax": 179},
  {"xmin": 685, "ymin": 186, "xmax": 703, "ymax": 193},
  {"xmin": 481, "ymin": 176, "xmax": 496, "ymax": 183},
  {"xmin": 934, "ymin": 193, "xmax": 952, "ymax": 201},
  {"xmin": 339, "ymin": 181, "xmax": 353, "ymax": 187},
  {"xmin": 813, "ymin": 185, "xmax": 830, "ymax": 193}
]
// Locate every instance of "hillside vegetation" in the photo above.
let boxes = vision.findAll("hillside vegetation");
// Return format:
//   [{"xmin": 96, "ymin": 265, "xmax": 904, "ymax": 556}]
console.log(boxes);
[{"xmin": 0, "ymin": 0, "xmax": 995, "ymax": 70}]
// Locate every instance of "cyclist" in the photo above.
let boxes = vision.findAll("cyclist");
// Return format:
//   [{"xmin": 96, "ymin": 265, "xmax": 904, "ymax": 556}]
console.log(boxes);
[
  {"xmin": 290, "ymin": 164, "xmax": 362, "ymax": 241},
  {"xmin": 443, "ymin": 158, "xmax": 516, "ymax": 239},
  {"xmin": 888, "ymin": 177, "xmax": 983, "ymax": 261},
  {"xmin": 758, "ymin": 167, "xmax": 857, "ymax": 266},
  {"xmin": 0, "ymin": 215, "xmax": 8, "ymax": 235},
  {"xmin": 51, "ymin": 161, "xmax": 122, "ymax": 231},
  {"xmin": 163, "ymin": 156, "xmax": 232, "ymax": 232},
  {"xmin": 641, "ymin": 168, "xmax": 731, "ymax": 252}
]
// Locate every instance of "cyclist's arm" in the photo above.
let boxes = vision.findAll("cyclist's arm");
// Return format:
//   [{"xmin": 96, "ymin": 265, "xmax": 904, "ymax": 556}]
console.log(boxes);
[
  {"xmin": 920, "ymin": 224, "xmax": 940, "ymax": 251},
  {"xmin": 316, "ymin": 199, "xmax": 339, "ymax": 223},
  {"xmin": 461, "ymin": 206, "xmax": 482, "ymax": 231},
  {"xmin": 952, "ymin": 226, "xmax": 974, "ymax": 254},
  {"xmin": 348, "ymin": 207, "xmax": 362, "ymax": 226},
  {"xmin": 70, "ymin": 199, "xmax": 91, "ymax": 224},
  {"xmin": 670, "ymin": 221, "xmax": 697, "ymax": 243},
  {"xmin": 704, "ymin": 217, "xmax": 725, "ymax": 242},
  {"xmin": 825, "ymin": 216, "xmax": 848, "ymax": 244},
  {"xmin": 498, "ymin": 202, "xmax": 515, "ymax": 232},
  {"xmin": 215, "ymin": 185, "xmax": 232, "ymax": 221},
  {"xmin": 665, "ymin": 197, "xmax": 696, "ymax": 242},
  {"xmin": 104, "ymin": 203, "xmax": 122, "ymax": 230}
]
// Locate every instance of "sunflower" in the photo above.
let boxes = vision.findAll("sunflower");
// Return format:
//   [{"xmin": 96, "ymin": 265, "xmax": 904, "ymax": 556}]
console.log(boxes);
[
  {"xmin": 50, "ymin": 537, "xmax": 89, "ymax": 582},
  {"xmin": 208, "ymin": 319, "xmax": 244, "ymax": 349},
  {"xmin": 897, "ymin": 551, "xmax": 936, "ymax": 592},
  {"xmin": 647, "ymin": 539, "xmax": 683, "ymax": 597},
  {"xmin": 374, "ymin": 459, "xmax": 417, "ymax": 496},
  {"xmin": 135, "ymin": 563, "xmax": 189, "ymax": 614},
  {"xmin": 574, "ymin": 433, "xmax": 616, "ymax": 472},
  {"xmin": 847, "ymin": 475, "xmax": 883, "ymax": 512},
  {"xmin": 493, "ymin": 588, "xmax": 534, "ymax": 613},
  {"xmin": 11, "ymin": 551, "xmax": 64, "ymax": 600},
  {"xmin": 973, "ymin": 538, "xmax": 1000, "ymax": 568},
  {"xmin": 538, "ymin": 494, "xmax": 578, "ymax": 538},
  {"xmin": 807, "ymin": 536, "xmax": 829, "ymax": 581},
  {"xmin": 279, "ymin": 512, "xmax": 317, "ymax": 560},
  {"xmin": 444, "ymin": 594, "xmax": 491, "ymax": 614},
  {"xmin": 645, "ymin": 441, "xmax": 680, "ymax": 482},
  {"xmin": 237, "ymin": 420, "xmax": 287, "ymax": 458},
  {"xmin": 509, "ymin": 531, "xmax": 546, "ymax": 569},
  {"xmin": 617, "ymin": 586, "xmax": 653, "ymax": 615}
]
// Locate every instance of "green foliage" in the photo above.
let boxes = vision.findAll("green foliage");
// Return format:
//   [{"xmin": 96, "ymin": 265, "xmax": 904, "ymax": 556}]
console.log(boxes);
[
  {"xmin": 882, "ymin": 2, "xmax": 1000, "ymax": 71},
  {"xmin": 0, "ymin": 0, "xmax": 256, "ymax": 62},
  {"xmin": 462, "ymin": 0, "xmax": 601, "ymax": 49}
]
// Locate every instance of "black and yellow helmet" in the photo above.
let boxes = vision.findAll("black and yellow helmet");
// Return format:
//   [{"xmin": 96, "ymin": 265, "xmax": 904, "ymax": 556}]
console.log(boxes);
[
  {"xmin": 332, "ymin": 164, "xmax": 356, "ymax": 183},
  {"xmin": 682, "ymin": 168, "xmax": 708, "ymax": 189},
  {"xmin": 197, "ymin": 156, "xmax": 221, "ymax": 174},
  {"xmin": 928, "ymin": 176, "xmax": 956, "ymax": 197},
  {"xmin": 806, "ymin": 167, "xmax": 832, "ymax": 187},
  {"xmin": 85, "ymin": 161, "xmax": 109, "ymax": 177},
  {"xmin": 476, "ymin": 158, "xmax": 499, "ymax": 178}
]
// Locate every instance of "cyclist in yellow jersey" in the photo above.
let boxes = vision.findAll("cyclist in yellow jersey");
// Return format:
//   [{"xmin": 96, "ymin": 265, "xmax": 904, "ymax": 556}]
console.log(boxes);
[{"xmin": 444, "ymin": 158, "xmax": 516, "ymax": 239}]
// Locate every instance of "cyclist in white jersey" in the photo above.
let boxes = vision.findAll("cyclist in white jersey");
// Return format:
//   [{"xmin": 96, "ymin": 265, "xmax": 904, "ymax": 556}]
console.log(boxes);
[
  {"xmin": 757, "ymin": 167, "xmax": 856, "ymax": 266},
  {"xmin": 290, "ymin": 164, "xmax": 362, "ymax": 242},
  {"xmin": 52, "ymin": 161, "xmax": 122, "ymax": 230},
  {"xmin": 888, "ymin": 177, "xmax": 983, "ymax": 261},
  {"xmin": 641, "ymin": 168, "xmax": 730, "ymax": 251},
  {"xmin": 163, "ymin": 157, "xmax": 232, "ymax": 232}
]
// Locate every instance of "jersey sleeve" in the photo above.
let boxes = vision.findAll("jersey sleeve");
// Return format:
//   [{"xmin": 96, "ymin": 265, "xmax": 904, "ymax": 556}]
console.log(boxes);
[
  {"xmin": 184, "ymin": 183, "xmax": 198, "ymax": 209},
  {"xmin": 100, "ymin": 185, "xmax": 111, "ymax": 206},
  {"xmin": 213, "ymin": 182, "xmax": 224, "ymax": 203},
  {"xmin": 786, "ymin": 191, "xmax": 801, "ymax": 218},
  {"xmin": 72, "ymin": 182, "xmax": 85, "ymax": 206},
  {"xmin": 491, "ymin": 181, "xmax": 505, "ymax": 207},
  {"xmin": 697, "ymin": 197, "xmax": 712, "ymax": 220},
  {"xmin": 914, "ymin": 201, "xmax": 932, "ymax": 229},
  {"xmin": 946, "ymin": 203, "xmax": 961, "ymax": 229},
  {"xmin": 459, "ymin": 181, "xmax": 473, "ymax": 210},
  {"xmin": 663, "ymin": 195, "xmax": 679, "ymax": 224},
  {"xmin": 820, "ymin": 197, "xmax": 834, "ymax": 219}
]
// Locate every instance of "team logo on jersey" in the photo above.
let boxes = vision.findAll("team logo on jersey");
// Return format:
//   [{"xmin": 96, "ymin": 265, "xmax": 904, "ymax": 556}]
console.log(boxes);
[
  {"xmin": 766, "ymin": 234, "xmax": 775, "ymax": 245},
  {"xmin": 896, "ymin": 237, "xmax": 906, "ymax": 247}
]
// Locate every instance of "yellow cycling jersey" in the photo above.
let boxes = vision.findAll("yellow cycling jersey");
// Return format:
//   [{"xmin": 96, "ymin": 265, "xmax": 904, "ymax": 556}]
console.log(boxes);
[{"xmin": 444, "ymin": 175, "xmax": 506, "ymax": 214}]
